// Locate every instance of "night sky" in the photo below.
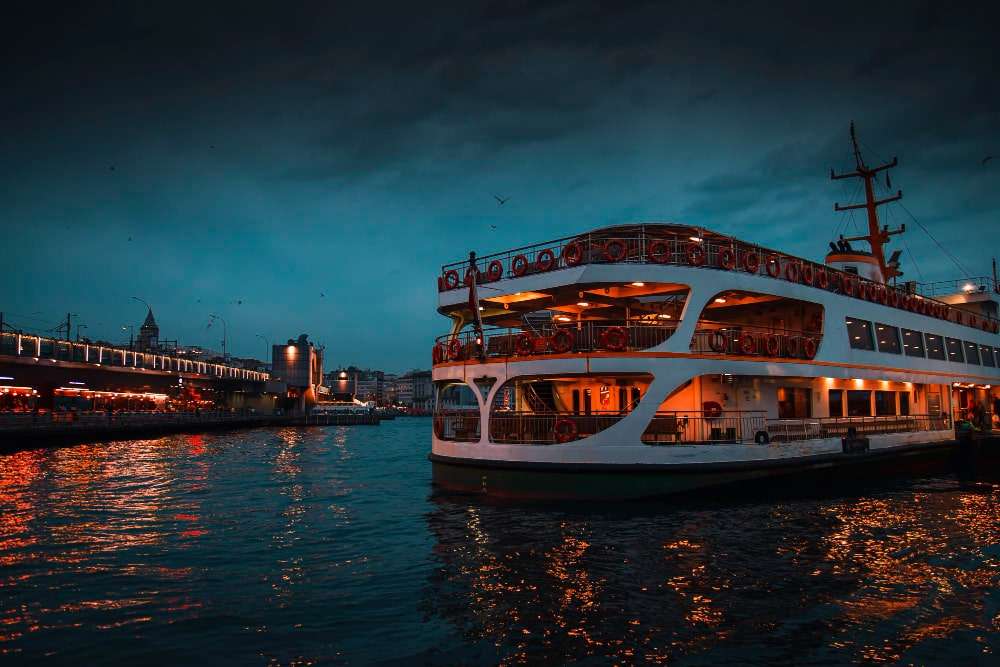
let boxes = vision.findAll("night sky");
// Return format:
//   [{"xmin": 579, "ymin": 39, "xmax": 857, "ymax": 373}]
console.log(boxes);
[{"xmin": 3, "ymin": 1, "xmax": 998, "ymax": 371}]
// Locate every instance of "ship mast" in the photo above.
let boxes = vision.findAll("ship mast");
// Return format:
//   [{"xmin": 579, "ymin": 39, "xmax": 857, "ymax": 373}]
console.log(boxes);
[{"xmin": 831, "ymin": 122, "xmax": 905, "ymax": 282}]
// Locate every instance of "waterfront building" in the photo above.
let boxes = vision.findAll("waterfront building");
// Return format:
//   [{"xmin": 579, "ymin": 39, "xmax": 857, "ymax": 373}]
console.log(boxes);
[
  {"xmin": 271, "ymin": 334, "xmax": 324, "ymax": 412},
  {"xmin": 137, "ymin": 308, "xmax": 160, "ymax": 352}
]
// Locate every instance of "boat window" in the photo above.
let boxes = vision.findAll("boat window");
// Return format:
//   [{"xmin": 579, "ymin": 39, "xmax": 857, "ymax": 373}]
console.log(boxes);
[
  {"xmin": 846, "ymin": 318, "xmax": 875, "ymax": 351},
  {"xmin": 899, "ymin": 391, "xmax": 910, "ymax": 416},
  {"xmin": 874, "ymin": 323, "xmax": 901, "ymax": 354},
  {"xmin": 925, "ymin": 334, "xmax": 945, "ymax": 360},
  {"xmin": 902, "ymin": 329, "xmax": 925, "ymax": 357},
  {"xmin": 964, "ymin": 341, "xmax": 981, "ymax": 365},
  {"xmin": 846, "ymin": 390, "xmax": 871, "ymax": 416},
  {"xmin": 987, "ymin": 345, "xmax": 999, "ymax": 368},
  {"xmin": 945, "ymin": 337, "xmax": 965, "ymax": 363},
  {"xmin": 828, "ymin": 389, "xmax": 844, "ymax": 417},
  {"xmin": 777, "ymin": 387, "xmax": 811, "ymax": 418},
  {"xmin": 874, "ymin": 391, "xmax": 896, "ymax": 416}
]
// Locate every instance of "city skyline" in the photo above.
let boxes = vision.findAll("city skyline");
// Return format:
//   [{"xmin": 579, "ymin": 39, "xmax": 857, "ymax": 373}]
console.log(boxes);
[{"xmin": 3, "ymin": 2, "xmax": 999, "ymax": 370}]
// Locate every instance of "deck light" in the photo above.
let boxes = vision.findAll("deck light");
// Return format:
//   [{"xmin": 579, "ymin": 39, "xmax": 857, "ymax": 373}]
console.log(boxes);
[
  {"xmin": 962, "ymin": 283, "xmax": 975, "ymax": 292},
  {"xmin": 577, "ymin": 301, "xmax": 590, "ymax": 307},
  {"xmin": 689, "ymin": 236, "xmax": 703, "ymax": 243},
  {"xmin": 657, "ymin": 314, "xmax": 672, "ymax": 319},
  {"xmin": 478, "ymin": 306, "xmax": 484, "ymax": 311},
  {"xmin": 714, "ymin": 298, "xmax": 727, "ymax": 304},
  {"xmin": 0, "ymin": 376, "xmax": 12, "ymax": 381},
  {"xmin": 631, "ymin": 282, "xmax": 645, "ymax": 287},
  {"xmin": 556, "ymin": 315, "xmax": 571, "ymax": 322}
]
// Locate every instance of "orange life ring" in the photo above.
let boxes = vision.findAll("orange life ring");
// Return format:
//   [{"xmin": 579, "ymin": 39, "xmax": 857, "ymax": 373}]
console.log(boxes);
[
  {"xmin": 803, "ymin": 337, "xmax": 817, "ymax": 359},
  {"xmin": 765, "ymin": 255, "xmax": 781, "ymax": 277},
  {"xmin": 647, "ymin": 239, "xmax": 671, "ymax": 263},
  {"xmin": 562, "ymin": 241, "xmax": 584, "ymax": 267},
  {"xmin": 740, "ymin": 333, "xmax": 755, "ymax": 355},
  {"xmin": 801, "ymin": 264, "xmax": 814, "ymax": 285},
  {"xmin": 829, "ymin": 271, "xmax": 842, "ymax": 292},
  {"xmin": 766, "ymin": 334, "xmax": 780, "ymax": 356},
  {"xmin": 786, "ymin": 336, "xmax": 800, "ymax": 357},
  {"xmin": 719, "ymin": 247, "xmax": 736, "ymax": 270},
  {"xmin": 742, "ymin": 251, "xmax": 760, "ymax": 273},
  {"xmin": 702, "ymin": 401, "xmax": 723, "ymax": 419},
  {"xmin": 816, "ymin": 268, "xmax": 829, "ymax": 289},
  {"xmin": 443, "ymin": 269, "xmax": 460, "ymax": 290},
  {"xmin": 447, "ymin": 338, "xmax": 464, "ymax": 361},
  {"xmin": 604, "ymin": 326, "xmax": 627, "ymax": 351},
  {"xmin": 551, "ymin": 328, "xmax": 573, "ymax": 354},
  {"xmin": 536, "ymin": 248, "xmax": 556, "ymax": 272},
  {"xmin": 686, "ymin": 243, "xmax": 705, "ymax": 266},
  {"xmin": 709, "ymin": 331, "xmax": 727, "ymax": 352},
  {"xmin": 511, "ymin": 254, "xmax": 529, "ymax": 277},
  {"xmin": 553, "ymin": 418, "xmax": 578, "ymax": 444},
  {"xmin": 784, "ymin": 261, "xmax": 800, "ymax": 283},
  {"xmin": 604, "ymin": 239, "xmax": 627, "ymax": 262},
  {"xmin": 515, "ymin": 333, "xmax": 534, "ymax": 356},
  {"xmin": 485, "ymin": 260, "xmax": 503, "ymax": 282},
  {"xmin": 843, "ymin": 278, "xmax": 855, "ymax": 297}
]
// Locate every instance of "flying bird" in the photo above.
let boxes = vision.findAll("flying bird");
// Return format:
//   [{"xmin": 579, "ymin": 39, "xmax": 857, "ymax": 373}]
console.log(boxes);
[
  {"xmin": 109, "ymin": 165, "xmax": 116, "ymax": 171},
  {"xmin": 127, "ymin": 236, "xmax": 132, "ymax": 242},
  {"xmin": 983, "ymin": 156, "xmax": 994, "ymax": 166},
  {"xmin": 320, "ymin": 292, "xmax": 325, "ymax": 297},
  {"xmin": 490, "ymin": 224, "xmax": 497, "ymax": 231},
  {"xmin": 493, "ymin": 194, "xmax": 509, "ymax": 206}
]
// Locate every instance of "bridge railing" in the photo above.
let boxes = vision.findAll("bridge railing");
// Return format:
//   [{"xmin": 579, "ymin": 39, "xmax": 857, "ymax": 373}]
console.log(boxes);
[{"xmin": 0, "ymin": 331, "xmax": 269, "ymax": 382}]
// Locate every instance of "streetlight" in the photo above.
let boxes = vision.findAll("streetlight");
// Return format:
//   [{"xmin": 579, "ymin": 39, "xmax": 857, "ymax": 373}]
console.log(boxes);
[
  {"xmin": 256, "ymin": 334, "xmax": 271, "ymax": 369},
  {"xmin": 76, "ymin": 324, "xmax": 87, "ymax": 341},
  {"xmin": 122, "ymin": 325, "xmax": 134, "ymax": 349},
  {"xmin": 209, "ymin": 313, "xmax": 228, "ymax": 361},
  {"xmin": 131, "ymin": 295, "xmax": 152, "ymax": 312}
]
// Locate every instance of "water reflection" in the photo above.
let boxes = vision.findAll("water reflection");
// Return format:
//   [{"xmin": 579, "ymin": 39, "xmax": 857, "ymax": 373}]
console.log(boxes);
[{"xmin": 425, "ymin": 481, "xmax": 1000, "ymax": 664}]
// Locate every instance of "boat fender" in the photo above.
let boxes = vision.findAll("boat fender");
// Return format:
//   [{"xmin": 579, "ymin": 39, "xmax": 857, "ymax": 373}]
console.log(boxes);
[
  {"xmin": 801, "ymin": 263, "xmax": 814, "ymax": 285},
  {"xmin": 553, "ymin": 418, "xmax": 578, "ymax": 444},
  {"xmin": 803, "ymin": 337, "xmax": 817, "ymax": 359},
  {"xmin": 719, "ymin": 247, "xmax": 736, "ymax": 270},
  {"xmin": 551, "ymin": 329, "xmax": 573, "ymax": 354},
  {"xmin": 515, "ymin": 333, "xmax": 534, "ymax": 356},
  {"xmin": 686, "ymin": 243, "xmax": 706, "ymax": 266},
  {"xmin": 843, "ymin": 278, "xmax": 855, "ymax": 297},
  {"xmin": 447, "ymin": 338, "xmax": 464, "ymax": 361},
  {"xmin": 709, "ymin": 331, "xmax": 727, "ymax": 353},
  {"xmin": 511, "ymin": 254, "xmax": 529, "ymax": 277},
  {"xmin": 784, "ymin": 261, "xmax": 800, "ymax": 283},
  {"xmin": 443, "ymin": 269, "xmax": 460, "ymax": 290},
  {"xmin": 740, "ymin": 333, "xmax": 755, "ymax": 355},
  {"xmin": 742, "ymin": 250, "xmax": 760, "ymax": 273},
  {"xmin": 562, "ymin": 241, "xmax": 584, "ymax": 267},
  {"xmin": 754, "ymin": 431, "xmax": 770, "ymax": 445},
  {"xmin": 766, "ymin": 334, "xmax": 780, "ymax": 356},
  {"xmin": 536, "ymin": 248, "xmax": 556, "ymax": 272},
  {"xmin": 786, "ymin": 336, "xmax": 800, "ymax": 357},
  {"xmin": 604, "ymin": 239, "xmax": 627, "ymax": 262},
  {"xmin": 604, "ymin": 326, "xmax": 628, "ymax": 351},
  {"xmin": 765, "ymin": 255, "xmax": 781, "ymax": 277},
  {"xmin": 647, "ymin": 239, "xmax": 671, "ymax": 264},
  {"xmin": 485, "ymin": 260, "xmax": 504, "ymax": 282}
]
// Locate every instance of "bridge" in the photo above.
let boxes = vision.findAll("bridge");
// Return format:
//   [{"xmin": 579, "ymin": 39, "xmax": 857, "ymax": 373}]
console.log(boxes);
[{"xmin": 0, "ymin": 331, "xmax": 275, "ymax": 412}]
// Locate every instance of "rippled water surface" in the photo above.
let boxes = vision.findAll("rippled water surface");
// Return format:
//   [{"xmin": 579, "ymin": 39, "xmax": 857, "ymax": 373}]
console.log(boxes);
[{"xmin": 1, "ymin": 420, "xmax": 999, "ymax": 665}]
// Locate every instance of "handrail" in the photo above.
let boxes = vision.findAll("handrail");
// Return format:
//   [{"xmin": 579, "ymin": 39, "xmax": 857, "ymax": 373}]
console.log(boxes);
[
  {"xmin": 690, "ymin": 323, "xmax": 823, "ymax": 359},
  {"xmin": 435, "ymin": 224, "xmax": 1000, "ymax": 334},
  {"xmin": 765, "ymin": 414, "xmax": 951, "ymax": 442},
  {"xmin": 433, "ymin": 320, "xmax": 677, "ymax": 362}
]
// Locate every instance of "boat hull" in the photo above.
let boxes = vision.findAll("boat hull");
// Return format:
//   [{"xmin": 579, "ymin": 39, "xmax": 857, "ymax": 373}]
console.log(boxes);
[{"xmin": 430, "ymin": 440, "xmax": 964, "ymax": 500}]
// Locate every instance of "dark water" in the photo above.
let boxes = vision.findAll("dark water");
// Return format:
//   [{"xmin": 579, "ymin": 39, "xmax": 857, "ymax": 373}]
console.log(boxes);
[{"xmin": 1, "ymin": 421, "xmax": 998, "ymax": 665}]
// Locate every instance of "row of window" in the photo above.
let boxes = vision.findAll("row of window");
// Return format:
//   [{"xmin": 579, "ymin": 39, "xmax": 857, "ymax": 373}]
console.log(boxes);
[
  {"xmin": 775, "ymin": 387, "xmax": 912, "ymax": 419},
  {"xmin": 847, "ymin": 317, "xmax": 998, "ymax": 367}
]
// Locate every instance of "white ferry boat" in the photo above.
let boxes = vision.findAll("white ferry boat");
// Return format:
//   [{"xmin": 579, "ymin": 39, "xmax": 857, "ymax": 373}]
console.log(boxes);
[{"xmin": 430, "ymin": 126, "xmax": 1000, "ymax": 499}]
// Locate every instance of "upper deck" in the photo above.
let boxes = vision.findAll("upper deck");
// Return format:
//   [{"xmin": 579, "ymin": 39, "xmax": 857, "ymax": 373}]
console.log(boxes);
[{"xmin": 437, "ymin": 223, "xmax": 1000, "ymax": 336}]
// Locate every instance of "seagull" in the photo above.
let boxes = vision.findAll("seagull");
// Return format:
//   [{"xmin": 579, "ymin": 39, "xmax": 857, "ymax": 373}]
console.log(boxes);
[
  {"xmin": 109, "ymin": 165, "xmax": 116, "ymax": 171},
  {"xmin": 320, "ymin": 292, "xmax": 325, "ymax": 297},
  {"xmin": 127, "ymin": 236, "xmax": 132, "ymax": 242},
  {"xmin": 983, "ymin": 156, "xmax": 994, "ymax": 166},
  {"xmin": 490, "ymin": 224, "xmax": 497, "ymax": 231},
  {"xmin": 493, "ymin": 194, "xmax": 509, "ymax": 206}
]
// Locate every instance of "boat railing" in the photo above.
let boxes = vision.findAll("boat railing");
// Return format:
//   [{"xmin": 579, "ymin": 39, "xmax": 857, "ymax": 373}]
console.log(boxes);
[
  {"xmin": 434, "ymin": 409, "xmax": 481, "ymax": 442},
  {"xmin": 488, "ymin": 410, "xmax": 629, "ymax": 444},
  {"xmin": 436, "ymin": 224, "xmax": 999, "ymax": 334},
  {"xmin": 434, "ymin": 320, "xmax": 677, "ymax": 363},
  {"xmin": 915, "ymin": 276, "xmax": 998, "ymax": 298},
  {"xmin": 764, "ymin": 414, "xmax": 951, "ymax": 442},
  {"xmin": 690, "ymin": 323, "xmax": 822, "ymax": 359},
  {"xmin": 642, "ymin": 410, "xmax": 768, "ymax": 444}
]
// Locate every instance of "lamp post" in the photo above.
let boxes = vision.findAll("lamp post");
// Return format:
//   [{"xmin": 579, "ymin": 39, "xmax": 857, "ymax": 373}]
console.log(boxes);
[
  {"xmin": 209, "ymin": 314, "xmax": 228, "ymax": 361},
  {"xmin": 76, "ymin": 324, "xmax": 87, "ymax": 341},
  {"xmin": 121, "ymin": 325, "xmax": 134, "ymax": 350},
  {"xmin": 256, "ymin": 334, "xmax": 270, "ymax": 369}
]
